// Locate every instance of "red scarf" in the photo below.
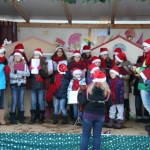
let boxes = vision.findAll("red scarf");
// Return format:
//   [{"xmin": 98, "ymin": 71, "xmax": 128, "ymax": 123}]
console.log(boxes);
[
  {"xmin": 72, "ymin": 79, "xmax": 81, "ymax": 91},
  {"xmin": 0, "ymin": 57, "xmax": 6, "ymax": 63},
  {"xmin": 100, "ymin": 57, "xmax": 107, "ymax": 69},
  {"xmin": 52, "ymin": 56, "xmax": 65, "ymax": 64},
  {"xmin": 112, "ymin": 59, "xmax": 115, "ymax": 67},
  {"xmin": 111, "ymin": 77, "xmax": 119, "ymax": 104},
  {"xmin": 145, "ymin": 51, "xmax": 150, "ymax": 65}
]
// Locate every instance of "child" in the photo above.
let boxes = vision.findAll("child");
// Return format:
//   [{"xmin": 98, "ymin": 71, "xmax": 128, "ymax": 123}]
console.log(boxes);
[
  {"xmin": 87, "ymin": 64, "xmax": 99, "ymax": 85},
  {"xmin": 115, "ymin": 52, "xmax": 131, "ymax": 121},
  {"xmin": 78, "ymin": 70, "xmax": 112, "ymax": 150},
  {"xmin": 68, "ymin": 68, "xmax": 86, "ymax": 124},
  {"xmin": 99, "ymin": 48, "xmax": 112, "ymax": 69},
  {"xmin": 0, "ymin": 46, "xmax": 10, "ymax": 125},
  {"xmin": 112, "ymin": 48, "xmax": 122, "ymax": 67},
  {"xmin": 29, "ymin": 48, "xmax": 49, "ymax": 124},
  {"xmin": 107, "ymin": 66, "xmax": 124, "ymax": 128},
  {"xmin": 9, "ymin": 50, "xmax": 30, "ymax": 124}
]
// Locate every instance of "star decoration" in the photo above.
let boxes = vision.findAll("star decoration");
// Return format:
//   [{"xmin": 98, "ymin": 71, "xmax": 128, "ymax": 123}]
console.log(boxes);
[{"xmin": 43, "ymin": 30, "xmax": 49, "ymax": 35}]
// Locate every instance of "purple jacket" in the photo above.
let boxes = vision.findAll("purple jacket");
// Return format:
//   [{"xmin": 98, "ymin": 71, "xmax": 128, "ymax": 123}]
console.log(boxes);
[
  {"xmin": 87, "ymin": 76, "xmax": 94, "ymax": 85},
  {"xmin": 108, "ymin": 77, "xmax": 124, "ymax": 104}
]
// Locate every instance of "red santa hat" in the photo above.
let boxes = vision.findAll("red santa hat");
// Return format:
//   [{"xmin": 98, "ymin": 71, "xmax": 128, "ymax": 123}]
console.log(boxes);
[
  {"xmin": 56, "ymin": 46, "xmax": 64, "ymax": 51},
  {"xmin": 114, "ymin": 48, "xmax": 122, "ymax": 55},
  {"xmin": 110, "ymin": 66, "xmax": 121, "ymax": 76},
  {"xmin": 91, "ymin": 56, "xmax": 101, "ymax": 64},
  {"xmin": 100, "ymin": 48, "xmax": 108, "ymax": 56},
  {"xmin": 14, "ymin": 50, "xmax": 24, "ymax": 59},
  {"xmin": 89, "ymin": 64, "xmax": 99, "ymax": 74},
  {"xmin": 73, "ymin": 50, "xmax": 81, "ymax": 57},
  {"xmin": 143, "ymin": 39, "xmax": 150, "ymax": 48},
  {"xmin": 72, "ymin": 68, "xmax": 82, "ymax": 76},
  {"xmin": 57, "ymin": 61, "xmax": 68, "ymax": 74},
  {"xmin": 0, "ymin": 46, "xmax": 5, "ymax": 53},
  {"xmin": 115, "ymin": 52, "xmax": 127, "ymax": 63},
  {"xmin": 15, "ymin": 43, "xmax": 24, "ymax": 52},
  {"xmin": 93, "ymin": 70, "xmax": 106, "ymax": 82},
  {"xmin": 82, "ymin": 45, "xmax": 91, "ymax": 53},
  {"xmin": 34, "ymin": 48, "xmax": 43, "ymax": 57}
]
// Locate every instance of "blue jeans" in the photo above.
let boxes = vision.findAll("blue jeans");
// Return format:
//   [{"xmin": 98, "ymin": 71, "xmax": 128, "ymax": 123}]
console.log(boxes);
[
  {"xmin": 30, "ymin": 90, "xmax": 45, "ymax": 111},
  {"xmin": 73, "ymin": 104, "xmax": 83, "ymax": 120},
  {"xmin": 141, "ymin": 90, "xmax": 150, "ymax": 115},
  {"xmin": 0, "ymin": 90, "xmax": 5, "ymax": 109},
  {"xmin": 80, "ymin": 116, "xmax": 105, "ymax": 150},
  {"xmin": 135, "ymin": 95, "xmax": 149, "ymax": 119},
  {"xmin": 10, "ymin": 86, "xmax": 25, "ymax": 112},
  {"xmin": 54, "ymin": 98, "xmax": 67, "ymax": 116}
]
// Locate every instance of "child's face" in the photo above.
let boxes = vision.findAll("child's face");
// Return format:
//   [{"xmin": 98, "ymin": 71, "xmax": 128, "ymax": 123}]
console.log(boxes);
[
  {"xmin": 74, "ymin": 74, "xmax": 81, "ymax": 78},
  {"xmin": 74, "ymin": 56, "xmax": 81, "ymax": 62},
  {"xmin": 144, "ymin": 46, "xmax": 150, "ymax": 53},
  {"xmin": 86, "ymin": 52, "xmax": 91, "ymax": 57},
  {"xmin": 110, "ymin": 72, "xmax": 117, "ymax": 79},
  {"xmin": 95, "ymin": 62, "xmax": 100, "ymax": 67},
  {"xmin": 0, "ymin": 52, "xmax": 5, "ymax": 58},
  {"xmin": 14, "ymin": 55, "xmax": 21, "ymax": 62},
  {"xmin": 57, "ymin": 49, "xmax": 63, "ymax": 57},
  {"xmin": 33, "ymin": 53, "xmax": 40, "ymax": 59},
  {"xmin": 101, "ymin": 54, "xmax": 108, "ymax": 60}
]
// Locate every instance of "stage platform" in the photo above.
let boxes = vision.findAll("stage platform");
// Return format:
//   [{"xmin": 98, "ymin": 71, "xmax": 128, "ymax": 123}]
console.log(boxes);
[{"xmin": 0, "ymin": 118, "xmax": 150, "ymax": 150}]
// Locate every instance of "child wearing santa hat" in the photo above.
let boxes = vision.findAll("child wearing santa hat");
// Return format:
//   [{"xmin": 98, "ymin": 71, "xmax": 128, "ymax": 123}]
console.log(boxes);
[
  {"xmin": 112, "ymin": 48, "xmax": 122, "ymax": 67},
  {"xmin": 107, "ymin": 66, "xmax": 124, "ymax": 129},
  {"xmin": 131, "ymin": 39, "xmax": 150, "ymax": 134},
  {"xmin": 78, "ymin": 70, "xmax": 112, "ymax": 150},
  {"xmin": 8, "ymin": 43, "xmax": 28, "ymax": 66},
  {"xmin": 0, "ymin": 46, "xmax": 10, "ymax": 125},
  {"xmin": 9, "ymin": 50, "xmax": 30, "ymax": 124},
  {"xmin": 28, "ymin": 48, "xmax": 49, "ymax": 124},
  {"xmin": 68, "ymin": 68, "xmax": 86, "ymax": 124},
  {"xmin": 115, "ymin": 52, "xmax": 131, "ymax": 121}
]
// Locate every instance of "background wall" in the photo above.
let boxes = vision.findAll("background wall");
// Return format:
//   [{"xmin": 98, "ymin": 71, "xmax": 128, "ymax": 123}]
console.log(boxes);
[{"xmin": 4, "ymin": 27, "xmax": 150, "ymax": 118}]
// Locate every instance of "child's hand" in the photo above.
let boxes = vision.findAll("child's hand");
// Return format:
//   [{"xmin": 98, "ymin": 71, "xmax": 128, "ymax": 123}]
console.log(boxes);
[
  {"xmin": 131, "ymin": 66, "xmax": 136, "ymax": 73},
  {"xmin": 48, "ymin": 70, "xmax": 53, "ymax": 75},
  {"xmin": 84, "ymin": 69, "xmax": 87, "ymax": 72}
]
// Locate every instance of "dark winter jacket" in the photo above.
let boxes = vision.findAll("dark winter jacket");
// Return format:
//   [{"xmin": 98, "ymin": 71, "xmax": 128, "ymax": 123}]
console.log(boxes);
[
  {"xmin": 108, "ymin": 77, "xmax": 124, "ymax": 104},
  {"xmin": 78, "ymin": 86, "xmax": 112, "ymax": 115},
  {"xmin": 55, "ymin": 70, "xmax": 71, "ymax": 100}
]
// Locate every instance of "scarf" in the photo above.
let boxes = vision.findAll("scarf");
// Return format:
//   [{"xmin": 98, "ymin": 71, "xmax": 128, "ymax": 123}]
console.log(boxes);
[
  {"xmin": 72, "ymin": 78, "xmax": 81, "ymax": 91},
  {"xmin": 145, "ymin": 51, "xmax": 150, "ymax": 66},
  {"xmin": 100, "ymin": 57, "xmax": 107, "ymax": 69},
  {"xmin": 111, "ymin": 77, "xmax": 119, "ymax": 104},
  {"xmin": 0, "ymin": 57, "xmax": 6, "ymax": 63},
  {"xmin": 52, "ymin": 56, "xmax": 64, "ymax": 64},
  {"xmin": 112, "ymin": 59, "xmax": 115, "ymax": 67}
]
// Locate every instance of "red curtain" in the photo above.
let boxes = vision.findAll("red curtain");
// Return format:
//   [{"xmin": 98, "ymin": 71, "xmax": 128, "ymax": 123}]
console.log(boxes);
[{"xmin": 0, "ymin": 21, "xmax": 17, "ymax": 45}]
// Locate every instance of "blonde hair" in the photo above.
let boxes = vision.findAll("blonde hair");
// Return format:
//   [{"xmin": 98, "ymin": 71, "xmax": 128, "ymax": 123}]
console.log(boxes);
[{"xmin": 88, "ymin": 81, "xmax": 110, "ymax": 97}]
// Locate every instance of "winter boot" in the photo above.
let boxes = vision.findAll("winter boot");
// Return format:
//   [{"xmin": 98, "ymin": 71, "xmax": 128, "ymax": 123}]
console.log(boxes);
[
  {"xmin": 19, "ymin": 111, "xmax": 25, "ymax": 124},
  {"xmin": 29, "ymin": 110, "xmax": 37, "ymax": 124},
  {"xmin": 53, "ymin": 115, "xmax": 58, "ymax": 124},
  {"xmin": 107, "ymin": 118, "xmax": 114, "ymax": 128},
  {"xmin": 145, "ymin": 124, "xmax": 150, "ymax": 131},
  {"xmin": 116, "ymin": 119, "xmax": 122, "ymax": 129},
  {"xmin": 10, "ymin": 112, "xmax": 18, "ymax": 125},
  {"xmin": 39, "ymin": 111, "xmax": 45, "ymax": 124},
  {"xmin": 61, "ymin": 116, "xmax": 68, "ymax": 124},
  {"xmin": 0, "ymin": 109, "xmax": 6, "ymax": 125}
]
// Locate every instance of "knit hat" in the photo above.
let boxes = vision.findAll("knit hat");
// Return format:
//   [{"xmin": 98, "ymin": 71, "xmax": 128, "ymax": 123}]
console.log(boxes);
[
  {"xmin": 57, "ymin": 61, "xmax": 68, "ymax": 74},
  {"xmin": 89, "ymin": 64, "xmax": 99, "ymax": 74},
  {"xmin": 73, "ymin": 50, "xmax": 81, "ymax": 57},
  {"xmin": 100, "ymin": 48, "xmax": 108, "ymax": 55},
  {"xmin": 143, "ymin": 39, "xmax": 150, "ymax": 48},
  {"xmin": 72, "ymin": 68, "xmax": 82, "ymax": 76},
  {"xmin": 114, "ymin": 48, "xmax": 122, "ymax": 55},
  {"xmin": 91, "ymin": 56, "xmax": 101, "ymax": 64},
  {"xmin": 14, "ymin": 50, "xmax": 24, "ymax": 59},
  {"xmin": 93, "ymin": 70, "xmax": 106, "ymax": 82},
  {"xmin": 115, "ymin": 52, "xmax": 127, "ymax": 63},
  {"xmin": 15, "ymin": 43, "xmax": 24, "ymax": 52},
  {"xmin": 0, "ymin": 46, "xmax": 5, "ymax": 54},
  {"xmin": 56, "ymin": 46, "xmax": 64, "ymax": 51},
  {"xmin": 34, "ymin": 48, "xmax": 43, "ymax": 57},
  {"xmin": 110, "ymin": 66, "xmax": 121, "ymax": 76},
  {"xmin": 82, "ymin": 45, "xmax": 91, "ymax": 53}
]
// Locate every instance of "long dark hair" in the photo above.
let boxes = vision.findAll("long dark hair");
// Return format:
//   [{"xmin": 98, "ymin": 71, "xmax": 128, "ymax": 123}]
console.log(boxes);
[
  {"xmin": 69, "ymin": 56, "xmax": 83, "ymax": 63},
  {"xmin": 81, "ymin": 53, "xmax": 92, "ymax": 60},
  {"xmin": 51, "ymin": 48, "xmax": 67, "ymax": 60}
]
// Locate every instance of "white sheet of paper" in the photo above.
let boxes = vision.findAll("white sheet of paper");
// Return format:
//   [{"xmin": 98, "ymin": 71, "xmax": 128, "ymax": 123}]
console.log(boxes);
[
  {"xmin": 68, "ymin": 90, "xmax": 78, "ymax": 104},
  {"xmin": 46, "ymin": 60, "xmax": 53, "ymax": 71},
  {"xmin": 53, "ymin": 61, "xmax": 58, "ymax": 71},
  {"xmin": 31, "ymin": 59, "xmax": 40, "ymax": 74}
]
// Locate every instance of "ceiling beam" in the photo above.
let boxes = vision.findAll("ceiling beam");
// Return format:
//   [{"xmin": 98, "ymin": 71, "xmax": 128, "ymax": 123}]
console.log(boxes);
[
  {"xmin": 111, "ymin": 0, "xmax": 119, "ymax": 24},
  {"xmin": 9, "ymin": 0, "xmax": 29, "ymax": 23},
  {"xmin": 61, "ymin": 0, "xmax": 72, "ymax": 24},
  {"xmin": 17, "ymin": 23, "xmax": 150, "ymax": 29}
]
